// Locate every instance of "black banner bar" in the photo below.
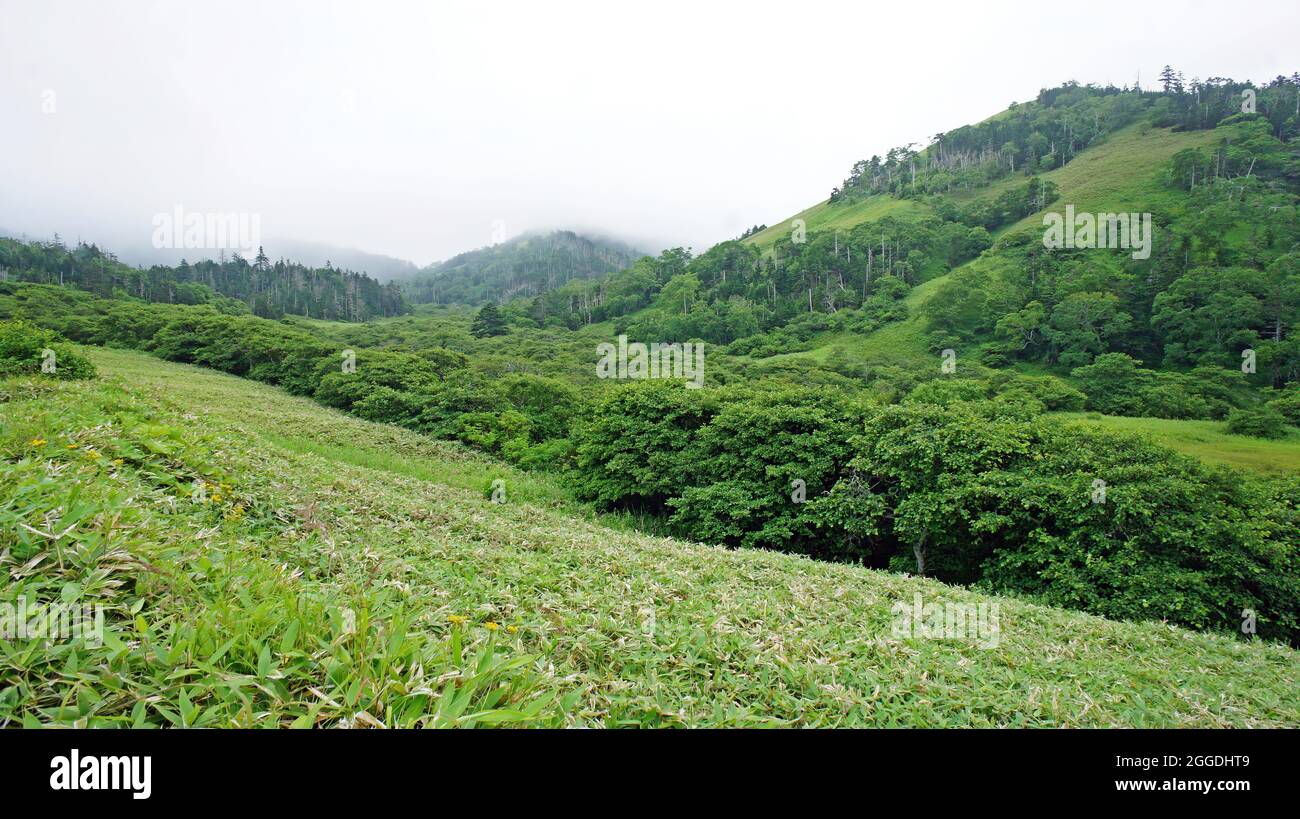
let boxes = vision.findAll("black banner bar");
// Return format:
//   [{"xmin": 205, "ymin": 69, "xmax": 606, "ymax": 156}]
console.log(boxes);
[{"xmin": 0, "ymin": 728, "xmax": 1287, "ymax": 807}]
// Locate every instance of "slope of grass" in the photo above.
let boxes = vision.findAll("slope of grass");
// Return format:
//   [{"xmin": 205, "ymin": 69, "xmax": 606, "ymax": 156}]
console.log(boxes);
[
  {"xmin": 744, "ymin": 195, "xmax": 925, "ymax": 253},
  {"xmin": 1005, "ymin": 124, "xmax": 1220, "ymax": 229},
  {"xmin": 756, "ymin": 268, "xmax": 948, "ymax": 370},
  {"xmin": 2, "ymin": 346, "xmax": 1297, "ymax": 727},
  {"xmin": 1056, "ymin": 413, "xmax": 1300, "ymax": 475}
]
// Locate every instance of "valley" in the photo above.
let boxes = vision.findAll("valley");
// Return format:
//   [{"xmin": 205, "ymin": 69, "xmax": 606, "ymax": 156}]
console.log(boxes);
[{"xmin": 3, "ymin": 74, "xmax": 1299, "ymax": 729}]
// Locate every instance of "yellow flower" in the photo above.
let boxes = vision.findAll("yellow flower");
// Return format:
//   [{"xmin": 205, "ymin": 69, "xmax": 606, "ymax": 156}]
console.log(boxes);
[
  {"xmin": 484, "ymin": 622, "xmax": 500, "ymax": 631},
  {"xmin": 210, "ymin": 493, "xmax": 223, "ymax": 503},
  {"xmin": 505, "ymin": 625, "xmax": 519, "ymax": 634},
  {"xmin": 448, "ymin": 615, "xmax": 468, "ymax": 625},
  {"xmin": 112, "ymin": 458, "xmax": 124, "ymax": 465},
  {"xmin": 83, "ymin": 450, "xmax": 102, "ymax": 459},
  {"xmin": 66, "ymin": 444, "xmax": 79, "ymax": 450},
  {"xmin": 28, "ymin": 438, "xmax": 47, "ymax": 447}
]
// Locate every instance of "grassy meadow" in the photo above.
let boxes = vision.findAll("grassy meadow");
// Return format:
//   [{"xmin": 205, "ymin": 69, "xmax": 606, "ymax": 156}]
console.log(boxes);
[{"xmin": 1057, "ymin": 413, "xmax": 1300, "ymax": 475}]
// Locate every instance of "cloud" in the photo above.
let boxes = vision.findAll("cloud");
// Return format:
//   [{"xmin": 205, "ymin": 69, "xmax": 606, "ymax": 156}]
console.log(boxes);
[{"xmin": 1, "ymin": 0, "xmax": 1296, "ymax": 265}]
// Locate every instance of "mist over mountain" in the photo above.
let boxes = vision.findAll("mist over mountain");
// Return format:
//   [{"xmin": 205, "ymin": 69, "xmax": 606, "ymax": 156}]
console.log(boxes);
[{"xmin": 401, "ymin": 229, "xmax": 646, "ymax": 305}]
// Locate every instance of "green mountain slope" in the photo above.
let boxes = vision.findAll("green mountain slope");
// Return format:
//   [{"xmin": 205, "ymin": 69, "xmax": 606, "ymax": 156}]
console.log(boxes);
[
  {"xmin": 402, "ymin": 230, "xmax": 643, "ymax": 305},
  {"xmin": 743, "ymin": 195, "xmax": 926, "ymax": 253},
  {"xmin": 2, "ymin": 347, "xmax": 1297, "ymax": 727},
  {"xmin": 759, "ymin": 122, "xmax": 1225, "ymax": 368}
]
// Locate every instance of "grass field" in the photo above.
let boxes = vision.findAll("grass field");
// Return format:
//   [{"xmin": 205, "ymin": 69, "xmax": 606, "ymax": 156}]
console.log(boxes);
[
  {"xmin": 743, "ymin": 195, "xmax": 926, "ymax": 253},
  {"xmin": 1, "ymin": 346, "xmax": 1297, "ymax": 727},
  {"xmin": 1001, "ymin": 124, "xmax": 1220, "ymax": 233},
  {"xmin": 1056, "ymin": 413, "xmax": 1300, "ymax": 476}
]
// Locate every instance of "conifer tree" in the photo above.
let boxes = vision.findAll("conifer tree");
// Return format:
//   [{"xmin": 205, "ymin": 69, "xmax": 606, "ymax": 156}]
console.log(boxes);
[{"xmin": 470, "ymin": 302, "xmax": 508, "ymax": 337}]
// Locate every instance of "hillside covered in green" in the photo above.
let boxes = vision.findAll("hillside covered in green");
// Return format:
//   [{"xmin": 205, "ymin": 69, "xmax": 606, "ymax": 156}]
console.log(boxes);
[
  {"xmin": 3, "ymin": 73, "xmax": 1299, "ymax": 728},
  {"xmin": 1, "ymin": 348, "xmax": 1296, "ymax": 727}
]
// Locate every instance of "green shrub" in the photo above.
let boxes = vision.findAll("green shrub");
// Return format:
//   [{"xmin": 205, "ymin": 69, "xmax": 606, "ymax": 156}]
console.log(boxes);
[
  {"xmin": 352, "ymin": 386, "xmax": 426, "ymax": 425},
  {"xmin": 1071, "ymin": 354, "xmax": 1221, "ymax": 420},
  {"xmin": 1071, "ymin": 353, "xmax": 1152, "ymax": 415},
  {"xmin": 991, "ymin": 388, "xmax": 1046, "ymax": 417},
  {"xmin": 819, "ymin": 403, "xmax": 1300, "ymax": 642},
  {"xmin": 664, "ymin": 388, "xmax": 862, "ymax": 559},
  {"xmin": 0, "ymin": 319, "xmax": 96, "ymax": 380},
  {"xmin": 313, "ymin": 349, "xmax": 442, "ymax": 412},
  {"xmin": 1226, "ymin": 406, "xmax": 1289, "ymax": 439},
  {"xmin": 903, "ymin": 378, "xmax": 988, "ymax": 406},
  {"xmin": 1266, "ymin": 389, "xmax": 1300, "ymax": 426},
  {"xmin": 992, "ymin": 374, "xmax": 1086, "ymax": 411},
  {"xmin": 1139, "ymin": 381, "xmax": 1211, "ymax": 419},
  {"xmin": 572, "ymin": 381, "xmax": 719, "ymax": 509}
]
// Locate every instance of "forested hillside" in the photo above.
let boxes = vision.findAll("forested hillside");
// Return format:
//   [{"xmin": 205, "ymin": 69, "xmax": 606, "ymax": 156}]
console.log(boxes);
[
  {"xmin": 507, "ymin": 79, "xmax": 1298, "ymax": 368},
  {"xmin": 0, "ymin": 237, "xmax": 409, "ymax": 321},
  {"xmin": 827, "ymin": 71, "xmax": 1299, "ymax": 203},
  {"xmin": 401, "ymin": 230, "xmax": 642, "ymax": 305}
]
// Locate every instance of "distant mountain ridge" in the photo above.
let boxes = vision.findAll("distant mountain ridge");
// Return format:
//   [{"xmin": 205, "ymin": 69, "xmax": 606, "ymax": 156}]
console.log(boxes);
[
  {"xmin": 247, "ymin": 239, "xmax": 420, "ymax": 283},
  {"xmin": 0, "ymin": 236, "xmax": 409, "ymax": 321},
  {"xmin": 0, "ymin": 229, "xmax": 421, "ymax": 284},
  {"xmin": 401, "ymin": 230, "xmax": 644, "ymax": 305}
]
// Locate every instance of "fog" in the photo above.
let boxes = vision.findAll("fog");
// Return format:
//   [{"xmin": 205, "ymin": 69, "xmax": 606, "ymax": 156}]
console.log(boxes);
[{"xmin": 1, "ymin": 0, "xmax": 1296, "ymax": 268}]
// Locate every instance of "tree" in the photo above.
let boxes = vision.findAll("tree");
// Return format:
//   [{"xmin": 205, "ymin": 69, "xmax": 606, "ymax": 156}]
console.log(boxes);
[
  {"xmin": 1045, "ymin": 291, "xmax": 1132, "ymax": 367},
  {"xmin": 470, "ymin": 303, "xmax": 508, "ymax": 337},
  {"xmin": 995, "ymin": 300, "xmax": 1047, "ymax": 354},
  {"xmin": 1226, "ymin": 406, "xmax": 1289, "ymax": 439},
  {"xmin": 1070, "ymin": 353, "xmax": 1153, "ymax": 415}
]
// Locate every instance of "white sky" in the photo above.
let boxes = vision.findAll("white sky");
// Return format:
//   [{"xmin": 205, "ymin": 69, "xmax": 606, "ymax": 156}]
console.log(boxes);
[{"xmin": 1, "ymin": 0, "xmax": 1296, "ymax": 266}]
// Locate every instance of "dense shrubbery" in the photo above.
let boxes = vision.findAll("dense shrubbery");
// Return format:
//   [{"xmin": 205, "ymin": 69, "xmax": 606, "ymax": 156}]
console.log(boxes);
[
  {"xmin": 1266, "ymin": 389, "xmax": 1300, "ymax": 426},
  {"xmin": 570, "ymin": 381, "xmax": 1300, "ymax": 643},
  {"xmin": 1070, "ymin": 353, "xmax": 1253, "ymax": 419},
  {"xmin": 0, "ymin": 284, "xmax": 579, "ymax": 471},
  {"xmin": 0, "ymin": 319, "xmax": 96, "ymax": 380},
  {"xmin": 572, "ymin": 382, "xmax": 872, "ymax": 561},
  {"xmin": 1226, "ymin": 405, "xmax": 1290, "ymax": 438},
  {"xmin": 827, "ymin": 404, "xmax": 1298, "ymax": 642}
]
